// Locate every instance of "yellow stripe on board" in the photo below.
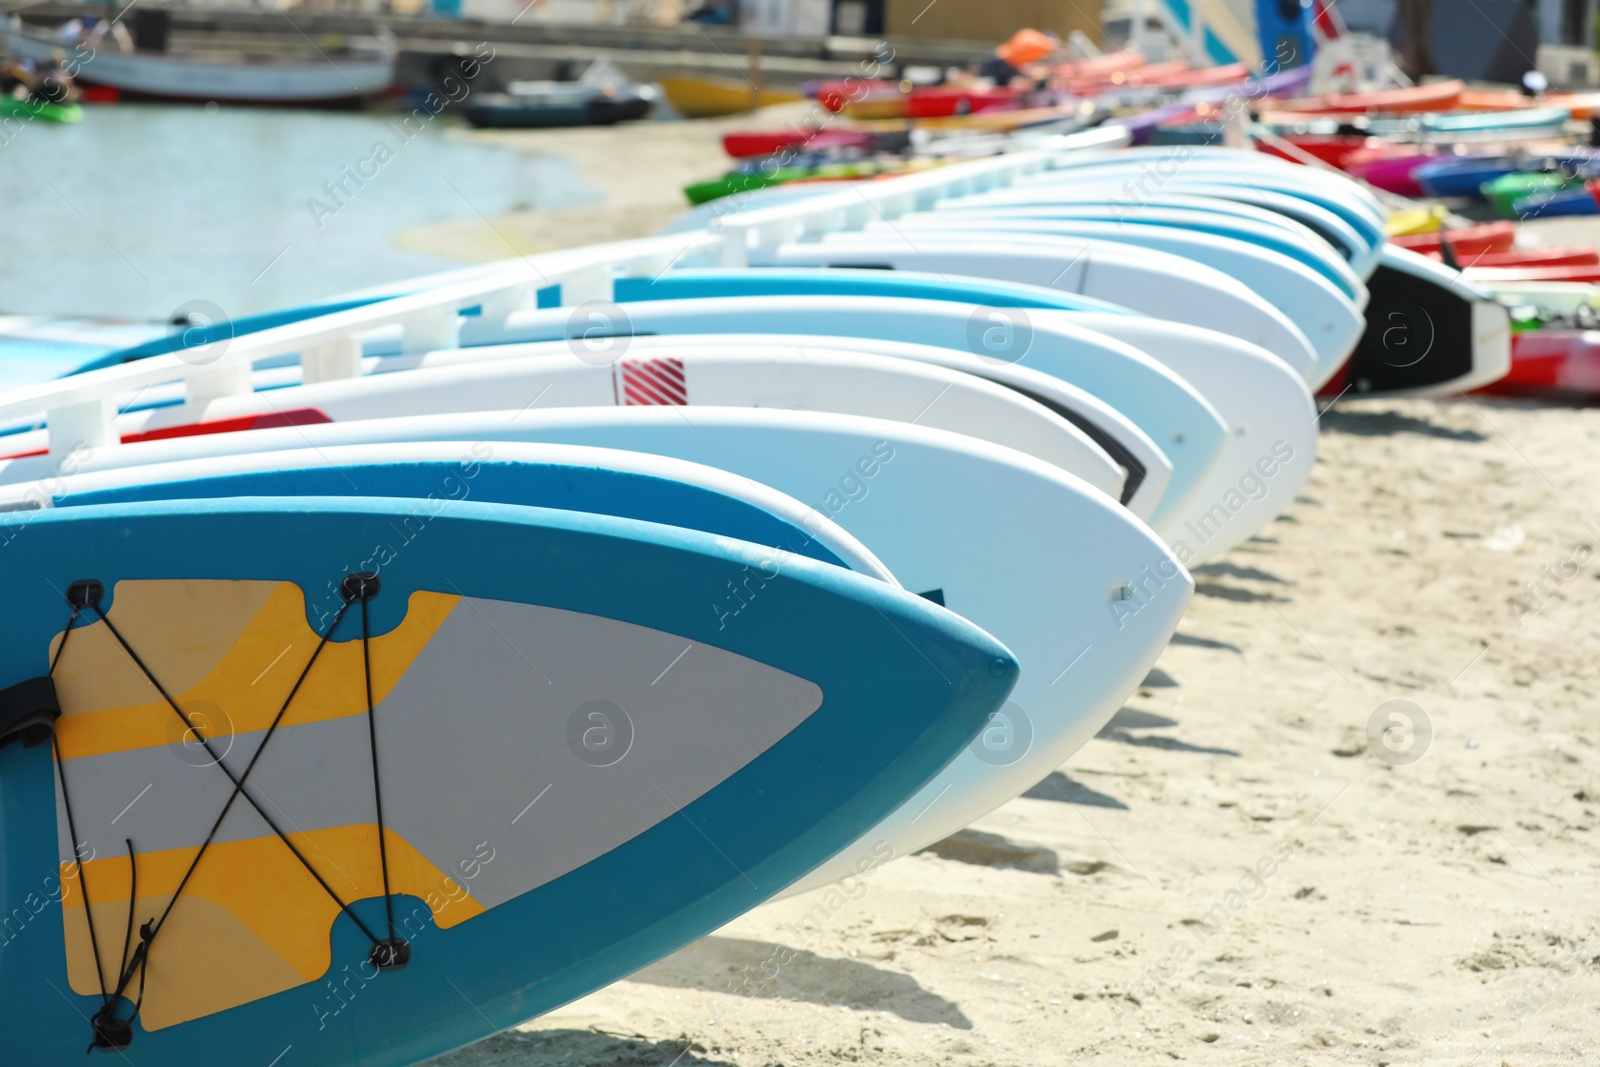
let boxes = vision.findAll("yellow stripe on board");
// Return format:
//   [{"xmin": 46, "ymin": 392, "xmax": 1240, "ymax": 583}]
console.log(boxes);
[
  {"xmin": 62, "ymin": 825, "xmax": 485, "ymax": 1030},
  {"xmin": 52, "ymin": 582, "xmax": 459, "ymax": 759}
]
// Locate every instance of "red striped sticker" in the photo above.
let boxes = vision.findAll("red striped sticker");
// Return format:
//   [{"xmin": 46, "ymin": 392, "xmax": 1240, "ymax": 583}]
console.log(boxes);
[{"xmin": 616, "ymin": 357, "xmax": 688, "ymax": 406}]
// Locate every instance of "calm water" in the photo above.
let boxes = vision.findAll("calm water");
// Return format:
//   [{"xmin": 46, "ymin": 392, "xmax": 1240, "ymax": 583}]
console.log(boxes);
[{"xmin": 1, "ymin": 104, "xmax": 601, "ymax": 320}]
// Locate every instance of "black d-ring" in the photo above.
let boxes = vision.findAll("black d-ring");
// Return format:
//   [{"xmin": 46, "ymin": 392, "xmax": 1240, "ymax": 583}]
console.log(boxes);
[
  {"xmin": 66, "ymin": 579, "xmax": 104, "ymax": 610},
  {"xmin": 340, "ymin": 573, "xmax": 381, "ymax": 603}
]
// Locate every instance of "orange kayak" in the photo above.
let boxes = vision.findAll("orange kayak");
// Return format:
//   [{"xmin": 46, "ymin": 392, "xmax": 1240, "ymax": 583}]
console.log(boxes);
[
  {"xmin": 1460, "ymin": 88, "xmax": 1600, "ymax": 119},
  {"xmin": 1272, "ymin": 79, "xmax": 1465, "ymax": 114}
]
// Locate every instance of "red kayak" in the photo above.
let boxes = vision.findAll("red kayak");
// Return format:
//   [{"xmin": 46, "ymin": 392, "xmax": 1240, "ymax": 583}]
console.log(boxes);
[
  {"xmin": 812, "ymin": 79, "xmax": 893, "ymax": 112},
  {"xmin": 721, "ymin": 129, "xmax": 872, "ymax": 159},
  {"xmin": 1257, "ymin": 134, "xmax": 1384, "ymax": 169},
  {"xmin": 844, "ymin": 86, "xmax": 1017, "ymax": 119},
  {"xmin": 1428, "ymin": 247, "xmax": 1600, "ymax": 268},
  {"xmin": 1466, "ymin": 265, "xmax": 1600, "ymax": 284},
  {"xmin": 1475, "ymin": 330, "xmax": 1600, "ymax": 397},
  {"xmin": 1272, "ymin": 79, "xmax": 1465, "ymax": 114},
  {"xmin": 1390, "ymin": 222, "xmax": 1518, "ymax": 257}
]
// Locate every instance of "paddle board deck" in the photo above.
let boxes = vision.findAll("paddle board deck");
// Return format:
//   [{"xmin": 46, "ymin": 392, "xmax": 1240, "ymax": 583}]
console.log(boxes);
[
  {"xmin": 0, "ymin": 406, "xmax": 1191, "ymax": 899},
  {"xmin": 0, "ymin": 494, "xmax": 1017, "ymax": 1065}
]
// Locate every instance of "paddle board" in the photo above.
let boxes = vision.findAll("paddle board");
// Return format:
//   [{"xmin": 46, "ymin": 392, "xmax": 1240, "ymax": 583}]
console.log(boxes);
[
  {"xmin": 878, "ymin": 216, "xmax": 1362, "ymax": 387},
  {"xmin": 0, "ymin": 494, "xmax": 1017, "ymax": 1065},
  {"xmin": 454, "ymin": 295, "xmax": 1228, "ymax": 531},
  {"xmin": 1062, "ymin": 314, "xmax": 1317, "ymax": 559},
  {"xmin": 928, "ymin": 196, "xmax": 1368, "ymax": 292},
  {"xmin": 765, "ymin": 234, "xmax": 1322, "ymax": 385},
  {"xmin": 0, "ymin": 406, "xmax": 1192, "ymax": 899},
  {"xmin": 0, "ymin": 349, "xmax": 1127, "ymax": 508},
  {"xmin": 445, "ymin": 330, "xmax": 1176, "ymax": 523},
  {"xmin": 2, "ymin": 441, "xmax": 895, "ymax": 584},
  {"xmin": 1328, "ymin": 245, "xmax": 1513, "ymax": 396}
]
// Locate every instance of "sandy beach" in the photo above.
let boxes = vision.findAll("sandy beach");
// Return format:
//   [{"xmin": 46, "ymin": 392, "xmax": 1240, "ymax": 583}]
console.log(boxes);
[{"xmin": 413, "ymin": 122, "xmax": 1600, "ymax": 1066}]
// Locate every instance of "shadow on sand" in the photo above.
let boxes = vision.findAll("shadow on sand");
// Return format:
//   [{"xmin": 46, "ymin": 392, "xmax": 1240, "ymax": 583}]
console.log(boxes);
[
  {"xmin": 1318, "ymin": 407, "xmax": 1486, "ymax": 441},
  {"xmin": 425, "ymin": 1028, "xmax": 738, "ymax": 1067},
  {"xmin": 628, "ymin": 936, "xmax": 973, "ymax": 1028}
]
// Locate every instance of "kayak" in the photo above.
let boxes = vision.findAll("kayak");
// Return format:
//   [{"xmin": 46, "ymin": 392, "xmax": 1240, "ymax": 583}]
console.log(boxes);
[
  {"xmin": 682, "ymin": 158, "xmax": 936, "ymax": 206},
  {"xmin": 1481, "ymin": 172, "xmax": 1583, "ymax": 217},
  {"xmin": 1412, "ymin": 105, "xmax": 1570, "ymax": 136},
  {"xmin": 1511, "ymin": 187, "xmax": 1600, "ymax": 219},
  {"xmin": 1414, "ymin": 155, "xmax": 1519, "ymax": 198},
  {"xmin": 1430, "ymin": 247, "xmax": 1599, "ymax": 269},
  {"xmin": 842, "ymin": 86, "xmax": 1016, "ymax": 120},
  {"xmin": 1390, "ymin": 221, "xmax": 1517, "ymax": 256},
  {"xmin": 1460, "ymin": 88, "xmax": 1600, "ymax": 119},
  {"xmin": 721, "ymin": 129, "xmax": 871, "ymax": 159},
  {"xmin": 1272, "ymin": 79, "xmax": 1465, "ymax": 114},
  {"xmin": 0, "ymin": 93, "xmax": 82, "ymax": 124},
  {"xmin": 1476, "ymin": 329, "xmax": 1600, "ymax": 396},
  {"xmin": 659, "ymin": 76, "xmax": 801, "ymax": 118},
  {"xmin": 1467, "ymin": 262, "xmax": 1600, "ymax": 283},
  {"xmin": 1385, "ymin": 206, "xmax": 1449, "ymax": 237},
  {"xmin": 1257, "ymin": 134, "xmax": 1387, "ymax": 169},
  {"xmin": 1347, "ymin": 152, "xmax": 1436, "ymax": 196}
]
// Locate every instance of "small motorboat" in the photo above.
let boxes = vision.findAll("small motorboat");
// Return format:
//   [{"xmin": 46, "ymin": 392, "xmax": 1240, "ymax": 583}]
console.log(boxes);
[{"xmin": 462, "ymin": 60, "xmax": 655, "ymax": 129}]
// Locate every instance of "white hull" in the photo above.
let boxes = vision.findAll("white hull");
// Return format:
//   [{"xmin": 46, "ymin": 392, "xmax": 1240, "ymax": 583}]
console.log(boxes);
[{"xmin": 3, "ymin": 25, "xmax": 393, "ymax": 102}]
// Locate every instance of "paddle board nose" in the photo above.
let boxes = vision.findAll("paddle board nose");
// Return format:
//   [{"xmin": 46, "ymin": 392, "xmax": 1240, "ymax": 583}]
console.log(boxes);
[{"xmin": 0, "ymin": 494, "xmax": 1016, "ymax": 1066}]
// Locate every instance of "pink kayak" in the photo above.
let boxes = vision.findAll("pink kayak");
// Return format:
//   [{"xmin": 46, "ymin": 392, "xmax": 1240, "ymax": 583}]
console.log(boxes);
[{"xmin": 1346, "ymin": 152, "xmax": 1439, "ymax": 196}]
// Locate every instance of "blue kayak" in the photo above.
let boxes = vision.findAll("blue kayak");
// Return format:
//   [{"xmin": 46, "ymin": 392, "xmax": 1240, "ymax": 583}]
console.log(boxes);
[
  {"xmin": 1414, "ymin": 156, "xmax": 1519, "ymax": 199},
  {"xmin": 1512, "ymin": 187, "xmax": 1600, "ymax": 218}
]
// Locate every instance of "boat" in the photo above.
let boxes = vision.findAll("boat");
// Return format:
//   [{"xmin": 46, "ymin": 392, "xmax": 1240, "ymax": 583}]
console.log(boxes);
[
  {"xmin": 461, "ymin": 59, "xmax": 655, "ymax": 130},
  {"xmin": 2, "ymin": 16, "xmax": 393, "ymax": 104},
  {"xmin": 658, "ymin": 75, "xmax": 800, "ymax": 119}
]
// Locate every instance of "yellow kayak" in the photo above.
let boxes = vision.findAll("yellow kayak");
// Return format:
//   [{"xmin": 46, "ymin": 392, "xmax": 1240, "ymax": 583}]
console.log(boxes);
[
  {"xmin": 1385, "ymin": 205, "xmax": 1449, "ymax": 237},
  {"xmin": 659, "ymin": 76, "xmax": 801, "ymax": 119}
]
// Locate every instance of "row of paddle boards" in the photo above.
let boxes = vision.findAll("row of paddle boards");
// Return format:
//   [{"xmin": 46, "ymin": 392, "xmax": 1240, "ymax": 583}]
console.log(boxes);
[{"xmin": 0, "ymin": 137, "xmax": 1512, "ymax": 1066}]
